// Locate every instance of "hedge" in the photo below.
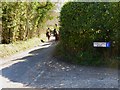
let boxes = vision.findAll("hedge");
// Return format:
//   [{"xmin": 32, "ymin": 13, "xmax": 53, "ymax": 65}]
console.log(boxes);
[{"xmin": 59, "ymin": 2, "xmax": 120, "ymax": 65}]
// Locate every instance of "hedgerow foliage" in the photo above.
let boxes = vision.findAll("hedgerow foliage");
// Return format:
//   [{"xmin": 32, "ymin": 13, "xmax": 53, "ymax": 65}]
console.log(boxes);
[
  {"xmin": 59, "ymin": 2, "xmax": 120, "ymax": 65},
  {"xmin": 2, "ymin": 2, "xmax": 54, "ymax": 43}
]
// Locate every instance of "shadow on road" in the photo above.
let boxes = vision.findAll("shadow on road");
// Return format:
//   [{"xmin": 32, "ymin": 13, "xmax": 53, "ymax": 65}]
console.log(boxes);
[
  {"xmin": 1, "ymin": 41, "xmax": 119, "ymax": 88},
  {"xmin": 1, "ymin": 42, "xmax": 55, "ymax": 87}
]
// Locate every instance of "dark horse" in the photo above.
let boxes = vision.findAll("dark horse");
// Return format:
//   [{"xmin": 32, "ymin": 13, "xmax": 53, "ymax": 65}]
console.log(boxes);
[{"xmin": 53, "ymin": 29, "xmax": 59, "ymax": 41}]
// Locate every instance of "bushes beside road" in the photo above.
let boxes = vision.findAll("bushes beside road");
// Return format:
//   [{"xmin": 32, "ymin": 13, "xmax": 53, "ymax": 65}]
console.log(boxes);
[{"xmin": 58, "ymin": 2, "xmax": 120, "ymax": 67}]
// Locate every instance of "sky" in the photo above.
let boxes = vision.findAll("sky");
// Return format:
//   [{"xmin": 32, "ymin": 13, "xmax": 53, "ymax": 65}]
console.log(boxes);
[
  {"xmin": 1, "ymin": 0, "xmax": 119, "ymax": 2},
  {"xmin": 1, "ymin": 0, "xmax": 71, "ymax": 2},
  {"xmin": 53, "ymin": 2, "xmax": 65, "ymax": 12}
]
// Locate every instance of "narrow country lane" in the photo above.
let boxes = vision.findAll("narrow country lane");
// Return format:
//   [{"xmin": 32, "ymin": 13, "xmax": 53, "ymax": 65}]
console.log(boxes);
[{"xmin": 0, "ymin": 39, "xmax": 119, "ymax": 89}]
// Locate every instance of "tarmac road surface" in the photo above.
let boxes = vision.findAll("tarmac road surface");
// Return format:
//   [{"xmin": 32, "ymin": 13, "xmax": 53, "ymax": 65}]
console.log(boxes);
[{"xmin": 0, "ymin": 39, "xmax": 119, "ymax": 89}]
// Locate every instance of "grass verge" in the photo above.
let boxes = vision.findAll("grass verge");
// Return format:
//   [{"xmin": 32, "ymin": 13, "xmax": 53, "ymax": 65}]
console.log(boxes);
[{"xmin": 0, "ymin": 37, "xmax": 47, "ymax": 58}]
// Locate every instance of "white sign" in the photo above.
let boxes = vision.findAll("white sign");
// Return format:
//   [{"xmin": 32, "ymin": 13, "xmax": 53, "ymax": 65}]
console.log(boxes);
[{"xmin": 93, "ymin": 42, "xmax": 108, "ymax": 47}]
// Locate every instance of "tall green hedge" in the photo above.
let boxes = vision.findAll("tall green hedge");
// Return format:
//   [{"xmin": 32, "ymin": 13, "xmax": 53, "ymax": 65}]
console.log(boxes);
[{"xmin": 59, "ymin": 2, "xmax": 120, "ymax": 65}]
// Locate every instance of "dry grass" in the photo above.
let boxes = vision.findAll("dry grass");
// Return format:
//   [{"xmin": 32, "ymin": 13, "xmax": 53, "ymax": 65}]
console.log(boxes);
[{"xmin": 0, "ymin": 37, "xmax": 47, "ymax": 58}]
